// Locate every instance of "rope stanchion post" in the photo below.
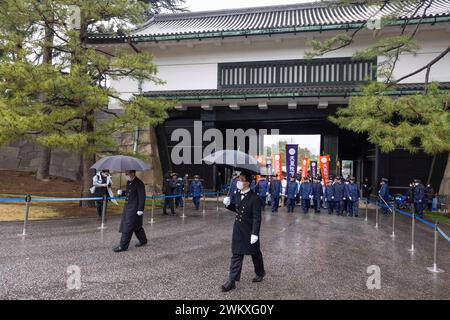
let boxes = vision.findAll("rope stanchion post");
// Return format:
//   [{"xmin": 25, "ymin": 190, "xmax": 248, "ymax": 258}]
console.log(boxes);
[
  {"xmin": 216, "ymin": 191, "xmax": 219, "ymax": 212},
  {"xmin": 365, "ymin": 197, "xmax": 368, "ymax": 222},
  {"xmin": 391, "ymin": 204, "xmax": 396, "ymax": 238},
  {"xmin": 18, "ymin": 194, "xmax": 31, "ymax": 237},
  {"xmin": 427, "ymin": 222, "xmax": 445, "ymax": 273},
  {"xmin": 181, "ymin": 194, "xmax": 186, "ymax": 218},
  {"xmin": 375, "ymin": 198, "xmax": 379, "ymax": 229},
  {"xmin": 150, "ymin": 195, "xmax": 155, "ymax": 225},
  {"xmin": 98, "ymin": 194, "xmax": 107, "ymax": 230},
  {"xmin": 202, "ymin": 193, "xmax": 206, "ymax": 215},
  {"xmin": 408, "ymin": 211, "xmax": 416, "ymax": 253}
]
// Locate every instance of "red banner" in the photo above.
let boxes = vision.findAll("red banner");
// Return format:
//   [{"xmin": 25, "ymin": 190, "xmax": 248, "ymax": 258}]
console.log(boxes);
[
  {"xmin": 320, "ymin": 155, "xmax": 330, "ymax": 182},
  {"xmin": 273, "ymin": 154, "xmax": 282, "ymax": 178},
  {"xmin": 301, "ymin": 157, "xmax": 309, "ymax": 179}
]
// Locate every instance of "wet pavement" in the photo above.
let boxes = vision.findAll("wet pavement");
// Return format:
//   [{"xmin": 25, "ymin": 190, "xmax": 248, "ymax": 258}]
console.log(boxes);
[{"xmin": 0, "ymin": 202, "xmax": 449, "ymax": 300}]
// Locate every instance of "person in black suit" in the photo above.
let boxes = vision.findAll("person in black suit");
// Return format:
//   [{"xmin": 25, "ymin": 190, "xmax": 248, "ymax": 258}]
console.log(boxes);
[
  {"xmin": 221, "ymin": 171, "xmax": 265, "ymax": 292},
  {"xmin": 162, "ymin": 172, "xmax": 177, "ymax": 215},
  {"xmin": 113, "ymin": 170, "xmax": 147, "ymax": 252}
]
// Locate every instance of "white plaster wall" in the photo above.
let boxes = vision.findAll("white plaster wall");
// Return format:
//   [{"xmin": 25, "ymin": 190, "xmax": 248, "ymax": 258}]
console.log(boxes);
[{"xmin": 107, "ymin": 25, "xmax": 450, "ymax": 108}]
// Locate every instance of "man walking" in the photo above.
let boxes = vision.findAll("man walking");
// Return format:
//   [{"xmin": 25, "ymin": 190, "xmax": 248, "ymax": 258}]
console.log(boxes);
[
  {"xmin": 324, "ymin": 180, "xmax": 335, "ymax": 215},
  {"xmin": 163, "ymin": 173, "xmax": 177, "ymax": 215},
  {"xmin": 413, "ymin": 179, "xmax": 426, "ymax": 218},
  {"xmin": 300, "ymin": 178, "xmax": 313, "ymax": 214},
  {"xmin": 256, "ymin": 176, "xmax": 269, "ymax": 210},
  {"xmin": 114, "ymin": 170, "xmax": 147, "ymax": 252},
  {"xmin": 312, "ymin": 178, "xmax": 323, "ymax": 213},
  {"xmin": 269, "ymin": 175, "xmax": 281, "ymax": 213},
  {"xmin": 286, "ymin": 175, "xmax": 298, "ymax": 213},
  {"xmin": 378, "ymin": 178, "xmax": 390, "ymax": 215},
  {"xmin": 345, "ymin": 177, "xmax": 360, "ymax": 217},
  {"xmin": 222, "ymin": 171, "xmax": 265, "ymax": 292},
  {"xmin": 189, "ymin": 175, "xmax": 204, "ymax": 210},
  {"xmin": 333, "ymin": 177, "xmax": 345, "ymax": 216}
]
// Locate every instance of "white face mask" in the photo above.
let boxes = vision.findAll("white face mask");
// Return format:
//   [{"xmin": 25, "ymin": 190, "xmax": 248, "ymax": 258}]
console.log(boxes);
[
  {"xmin": 236, "ymin": 181, "xmax": 244, "ymax": 190},
  {"xmin": 126, "ymin": 175, "xmax": 133, "ymax": 182}
]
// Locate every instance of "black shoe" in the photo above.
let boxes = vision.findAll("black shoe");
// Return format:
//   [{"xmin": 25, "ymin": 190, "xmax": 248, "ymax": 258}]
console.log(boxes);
[
  {"xmin": 253, "ymin": 272, "xmax": 266, "ymax": 283},
  {"xmin": 221, "ymin": 280, "xmax": 236, "ymax": 292},
  {"xmin": 113, "ymin": 246, "xmax": 127, "ymax": 253},
  {"xmin": 135, "ymin": 242, "xmax": 147, "ymax": 248}
]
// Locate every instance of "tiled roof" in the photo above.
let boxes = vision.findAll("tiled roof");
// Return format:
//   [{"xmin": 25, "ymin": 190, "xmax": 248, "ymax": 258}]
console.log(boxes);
[
  {"xmin": 89, "ymin": 0, "xmax": 450, "ymax": 42},
  {"xmin": 142, "ymin": 82, "xmax": 450, "ymax": 100}
]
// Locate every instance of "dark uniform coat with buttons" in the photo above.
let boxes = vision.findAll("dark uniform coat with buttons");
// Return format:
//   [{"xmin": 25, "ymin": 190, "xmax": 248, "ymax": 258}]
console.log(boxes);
[
  {"xmin": 225, "ymin": 190, "xmax": 262, "ymax": 255},
  {"xmin": 119, "ymin": 177, "xmax": 146, "ymax": 234}
]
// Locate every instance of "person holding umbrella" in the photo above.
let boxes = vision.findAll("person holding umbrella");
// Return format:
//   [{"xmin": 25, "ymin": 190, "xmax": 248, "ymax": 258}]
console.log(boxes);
[
  {"xmin": 114, "ymin": 170, "xmax": 147, "ymax": 252},
  {"xmin": 221, "ymin": 170, "xmax": 265, "ymax": 292}
]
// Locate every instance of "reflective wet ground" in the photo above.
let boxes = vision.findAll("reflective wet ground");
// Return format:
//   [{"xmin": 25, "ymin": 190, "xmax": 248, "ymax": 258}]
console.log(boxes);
[{"xmin": 0, "ymin": 203, "xmax": 449, "ymax": 300}]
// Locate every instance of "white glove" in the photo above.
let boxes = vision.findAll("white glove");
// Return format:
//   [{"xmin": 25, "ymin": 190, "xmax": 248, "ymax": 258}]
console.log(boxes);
[
  {"xmin": 309, "ymin": 195, "xmax": 313, "ymax": 199},
  {"xmin": 343, "ymin": 197, "xmax": 346, "ymax": 200},
  {"xmin": 137, "ymin": 211, "xmax": 144, "ymax": 216},
  {"xmin": 349, "ymin": 196, "xmax": 352, "ymax": 201},
  {"xmin": 250, "ymin": 234, "xmax": 258, "ymax": 244},
  {"xmin": 332, "ymin": 196, "xmax": 334, "ymax": 200},
  {"xmin": 223, "ymin": 196, "xmax": 231, "ymax": 206},
  {"xmin": 117, "ymin": 189, "xmax": 122, "ymax": 196},
  {"xmin": 320, "ymin": 196, "xmax": 323, "ymax": 200}
]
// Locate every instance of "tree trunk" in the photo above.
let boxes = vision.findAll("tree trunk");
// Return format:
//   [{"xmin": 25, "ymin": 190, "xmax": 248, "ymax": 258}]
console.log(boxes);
[
  {"xmin": 80, "ymin": 111, "xmax": 96, "ymax": 208},
  {"xmin": 439, "ymin": 153, "xmax": 450, "ymax": 195},
  {"xmin": 36, "ymin": 13, "xmax": 54, "ymax": 181},
  {"xmin": 36, "ymin": 146, "xmax": 51, "ymax": 181}
]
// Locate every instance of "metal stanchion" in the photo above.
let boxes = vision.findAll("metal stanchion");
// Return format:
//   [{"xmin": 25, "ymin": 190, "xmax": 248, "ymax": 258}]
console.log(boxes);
[
  {"xmin": 202, "ymin": 193, "xmax": 206, "ymax": 215},
  {"xmin": 181, "ymin": 195, "xmax": 186, "ymax": 218},
  {"xmin": 408, "ymin": 212, "xmax": 416, "ymax": 253},
  {"xmin": 98, "ymin": 194, "xmax": 107, "ymax": 230},
  {"xmin": 427, "ymin": 223, "xmax": 444, "ymax": 273},
  {"xmin": 391, "ymin": 204, "xmax": 396, "ymax": 238},
  {"xmin": 365, "ymin": 197, "xmax": 368, "ymax": 222},
  {"xmin": 18, "ymin": 194, "xmax": 31, "ymax": 237},
  {"xmin": 149, "ymin": 195, "xmax": 155, "ymax": 225},
  {"xmin": 216, "ymin": 191, "xmax": 219, "ymax": 212},
  {"xmin": 375, "ymin": 199, "xmax": 379, "ymax": 229}
]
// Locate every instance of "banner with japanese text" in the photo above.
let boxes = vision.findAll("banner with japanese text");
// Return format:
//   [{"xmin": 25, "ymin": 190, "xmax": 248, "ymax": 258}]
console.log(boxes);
[
  {"xmin": 320, "ymin": 155, "xmax": 331, "ymax": 182},
  {"xmin": 286, "ymin": 144, "xmax": 298, "ymax": 180}
]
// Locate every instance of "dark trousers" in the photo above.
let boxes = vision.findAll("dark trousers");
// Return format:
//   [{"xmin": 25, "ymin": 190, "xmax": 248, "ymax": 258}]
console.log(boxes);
[
  {"xmin": 335, "ymin": 200, "xmax": 342, "ymax": 215},
  {"xmin": 414, "ymin": 202, "xmax": 424, "ymax": 216},
  {"xmin": 229, "ymin": 251, "xmax": 265, "ymax": 282},
  {"xmin": 287, "ymin": 198, "xmax": 296, "ymax": 212},
  {"xmin": 326, "ymin": 200, "xmax": 335, "ymax": 214},
  {"xmin": 348, "ymin": 201, "xmax": 359, "ymax": 216},
  {"xmin": 163, "ymin": 196, "xmax": 175, "ymax": 214},
  {"xmin": 95, "ymin": 200, "xmax": 107, "ymax": 218},
  {"xmin": 120, "ymin": 227, "xmax": 147, "ymax": 250},
  {"xmin": 259, "ymin": 197, "xmax": 266, "ymax": 210},
  {"xmin": 301, "ymin": 198, "xmax": 310, "ymax": 213},
  {"xmin": 271, "ymin": 196, "xmax": 280, "ymax": 212},
  {"xmin": 192, "ymin": 196, "xmax": 201, "ymax": 210},
  {"xmin": 175, "ymin": 196, "xmax": 183, "ymax": 208},
  {"xmin": 313, "ymin": 198, "xmax": 321, "ymax": 212}
]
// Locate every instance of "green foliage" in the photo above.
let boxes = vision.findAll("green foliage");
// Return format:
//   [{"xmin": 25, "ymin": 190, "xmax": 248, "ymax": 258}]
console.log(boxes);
[
  {"xmin": 0, "ymin": 0, "xmax": 181, "ymax": 157},
  {"xmin": 329, "ymin": 82, "xmax": 450, "ymax": 154}
]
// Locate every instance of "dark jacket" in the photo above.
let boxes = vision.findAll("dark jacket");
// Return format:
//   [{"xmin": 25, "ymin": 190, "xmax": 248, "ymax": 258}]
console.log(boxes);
[
  {"xmin": 163, "ymin": 178, "xmax": 177, "ymax": 195},
  {"xmin": 269, "ymin": 180, "xmax": 281, "ymax": 198},
  {"xmin": 312, "ymin": 182, "xmax": 323, "ymax": 200},
  {"xmin": 300, "ymin": 182, "xmax": 312, "ymax": 199},
  {"xmin": 324, "ymin": 185, "xmax": 334, "ymax": 202},
  {"xmin": 345, "ymin": 183, "xmax": 360, "ymax": 201},
  {"xmin": 119, "ymin": 177, "xmax": 146, "ymax": 233},
  {"xmin": 256, "ymin": 179, "xmax": 269, "ymax": 198},
  {"xmin": 378, "ymin": 183, "xmax": 389, "ymax": 201},
  {"xmin": 333, "ymin": 183, "xmax": 345, "ymax": 201},
  {"xmin": 414, "ymin": 184, "xmax": 426, "ymax": 203},
  {"xmin": 225, "ymin": 190, "xmax": 262, "ymax": 255}
]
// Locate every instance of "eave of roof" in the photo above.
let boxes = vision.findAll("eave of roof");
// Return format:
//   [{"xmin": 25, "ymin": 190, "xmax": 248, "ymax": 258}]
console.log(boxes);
[{"xmin": 142, "ymin": 83, "xmax": 450, "ymax": 101}]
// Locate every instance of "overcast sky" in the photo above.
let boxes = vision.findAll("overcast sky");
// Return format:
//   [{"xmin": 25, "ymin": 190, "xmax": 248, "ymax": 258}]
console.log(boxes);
[
  {"xmin": 264, "ymin": 135, "xmax": 321, "ymax": 156},
  {"xmin": 185, "ymin": 0, "xmax": 314, "ymax": 12}
]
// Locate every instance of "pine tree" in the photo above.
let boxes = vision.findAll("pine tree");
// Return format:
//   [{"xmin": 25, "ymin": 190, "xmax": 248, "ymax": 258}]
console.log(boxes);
[{"xmin": 0, "ymin": 0, "xmax": 184, "ymax": 205}]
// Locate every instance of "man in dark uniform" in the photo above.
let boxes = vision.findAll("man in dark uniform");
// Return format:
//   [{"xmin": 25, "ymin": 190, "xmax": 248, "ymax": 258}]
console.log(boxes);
[
  {"xmin": 113, "ymin": 170, "xmax": 147, "ymax": 252},
  {"xmin": 378, "ymin": 178, "xmax": 390, "ymax": 215},
  {"xmin": 324, "ymin": 180, "xmax": 335, "ymax": 214},
  {"xmin": 345, "ymin": 177, "xmax": 360, "ymax": 217},
  {"xmin": 413, "ymin": 179, "xmax": 426, "ymax": 218},
  {"xmin": 189, "ymin": 175, "xmax": 204, "ymax": 210},
  {"xmin": 229, "ymin": 173, "xmax": 239, "ymax": 205},
  {"xmin": 285, "ymin": 175, "xmax": 298, "ymax": 213},
  {"xmin": 256, "ymin": 176, "xmax": 269, "ymax": 210},
  {"xmin": 269, "ymin": 174, "xmax": 281, "ymax": 213},
  {"xmin": 300, "ymin": 178, "xmax": 313, "ymax": 214},
  {"xmin": 333, "ymin": 177, "xmax": 345, "ymax": 216},
  {"xmin": 221, "ymin": 171, "xmax": 265, "ymax": 292},
  {"xmin": 312, "ymin": 178, "xmax": 323, "ymax": 213},
  {"xmin": 162, "ymin": 172, "xmax": 177, "ymax": 215}
]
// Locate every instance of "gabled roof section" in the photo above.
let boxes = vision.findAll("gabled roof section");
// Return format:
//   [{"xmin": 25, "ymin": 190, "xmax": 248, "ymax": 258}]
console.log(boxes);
[{"xmin": 88, "ymin": 0, "xmax": 450, "ymax": 43}]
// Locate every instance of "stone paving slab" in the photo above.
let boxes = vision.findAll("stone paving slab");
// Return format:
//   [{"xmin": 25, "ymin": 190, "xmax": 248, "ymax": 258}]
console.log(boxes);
[{"xmin": 0, "ymin": 204, "xmax": 449, "ymax": 300}]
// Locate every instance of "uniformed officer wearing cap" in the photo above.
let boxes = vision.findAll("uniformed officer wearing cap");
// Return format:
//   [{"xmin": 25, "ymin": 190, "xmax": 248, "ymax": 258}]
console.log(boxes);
[
  {"xmin": 413, "ymin": 179, "xmax": 426, "ymax": 218},
  {"xmin": 345, "ymin": 177, "xmax": 360, "ymax": 217},
  {"xmin": 324, "ymin": 180, "xmax": 335, "ymax": 214},
  {"xmin": 333, "ymin": 177, "xmax": 345, "ymax": 216},
  {"xmin": 378, "ymin": 178, "xmax": 390, "ymax": 215},
  {"xmin": 189, "ymin": 175, "xmax": 204, "ymax": 210},
  {"xmin": 221, "ymin": 171, "xmax": 265, "ymax": 292}
]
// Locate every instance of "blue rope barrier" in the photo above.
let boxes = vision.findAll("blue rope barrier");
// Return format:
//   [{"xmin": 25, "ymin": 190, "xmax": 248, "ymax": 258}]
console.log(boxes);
[
  {"xmin": 0, "ymin": 197, "xmax": 25, "ymax": 203},
  {"xmin": 368, "ymin": 199, "xmax": 450, "ymax": 243}
]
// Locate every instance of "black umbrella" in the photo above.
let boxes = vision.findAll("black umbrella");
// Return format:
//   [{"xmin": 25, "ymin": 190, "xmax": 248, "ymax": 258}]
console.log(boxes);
[
  {"xmin": 91, "ymin": 155, "xmax": 150, "ymax": 172},
  {"xmin": 202, "ymin": 149, "xmax": 261, "ymax": 174}
]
